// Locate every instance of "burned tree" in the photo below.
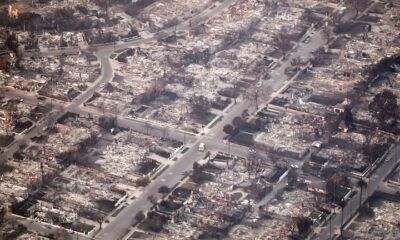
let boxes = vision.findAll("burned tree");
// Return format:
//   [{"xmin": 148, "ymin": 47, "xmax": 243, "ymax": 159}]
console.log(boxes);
[
  {"xmin": 273, "ymin": 33, "xmax": 292, "ymax": 60},
  {"xmin": 369, "ymin": 90, "xmax": 399, "ymax": 131},
  {"xmin": 93, "ymin": 212, "xmax": 107, "ymax": 230},
  {"xmin": 329, "ymin": 11, "xmax": 347, "ymax": 34},
  {"xmin": 53, "ymin": 229, "xmax": 70, "ymax": 240},
  {"xmin": 295, "ymin": 217, "xmax": 313, "ymax": 236},
  {"xmin": 364, "ymin": 54, "xmax": 400, "ymax": 84},
  {"xmin": 5, "ymin": 31, "xmax": 19, "ymax": 53},
  {"xmin": 136, "ymin": 176, "xmax": 151, "ymax": 187},
  {"xmin": 346, "ymin": 0, "xmax": 368, "ymax": 16},
  {"xmin": 246, "ymin": 152, "xmax": 264, "ymax": 179},
  {"xmin": 147, "ymin": 195, "xmax": 158, "ymax": 205},
  {"xmin": 325, "ymin": 173, "xmax": 350, "ymax": 203},
  {"xmin": 125, "ymin": 0, "xmax": 157, "ymax": 17},
  {"xmin": 189, "ymin": 95, "xmax": 211, "ymax": 123},
  {"xmin": 137, "ymin": 78, "xmax": 167, "ymax": 104}
]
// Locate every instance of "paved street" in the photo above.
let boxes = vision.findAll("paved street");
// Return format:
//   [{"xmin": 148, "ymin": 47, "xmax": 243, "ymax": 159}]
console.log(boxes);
[
  {"xmin": 0, "ymin": 1, "xmax": 243, "ymax": 239},
  {"xmin": 95, "ymin": 28, "xmax": 326, "ymax": 240},
  {"xmin": 0, "ymin": 5, "xmax": 327, "ymax": 239},
  {"xmin": 3, "ymin": 1, "xmax": 398, "ymax": 240},
  {"xmin": 1, "ymin": 0, "xmax": 235, "ymax": 160}
]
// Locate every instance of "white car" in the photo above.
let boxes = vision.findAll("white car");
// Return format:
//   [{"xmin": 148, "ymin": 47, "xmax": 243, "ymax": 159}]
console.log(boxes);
[
  {"xmin": 198, "ymin": 142, "xmax": 205, "ymax": 152},
  {"xmin": 290, "ymin": 164, "xmax": 299, "ymax": 169}
]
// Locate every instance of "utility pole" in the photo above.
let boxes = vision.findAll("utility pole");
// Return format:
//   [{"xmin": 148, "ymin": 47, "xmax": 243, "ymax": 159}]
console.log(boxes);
[
  {"xmin": 60, "ymin": 31, "xmax": 63, "ymax": 47},
  {"xmin": 114, "ymin": 107, "xmax": 119, "ymax": 127},
  {"xmin": 105, "ymin": 0, "xmax": 109, "ymax": 19},
  {"xmin": 40, "ymin": 162, "xmax": 44, "ymax": 185},
  {"xmin": 174, "ymin": 5, "xmax": 177, "ymax": 40},
  {"xmin": 255, "ymin": 90, "xmax": 258, "ymax": 109},
  {"xmin": 329, "ymin": 213, "xmax": 332, "ymax": 240}
]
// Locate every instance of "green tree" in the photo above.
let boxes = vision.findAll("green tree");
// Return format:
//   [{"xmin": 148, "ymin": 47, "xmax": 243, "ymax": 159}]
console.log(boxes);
[
  {"xmin": 135, "ymin": 211, "xmax": 146, "ymax": 223},
  {"xmin": 223, "ymin": 124, "xmax": 234, "ymax": 135},
  {"xmin": 158, "ymin": 185, "xmax": 171, "ymax": 194}
]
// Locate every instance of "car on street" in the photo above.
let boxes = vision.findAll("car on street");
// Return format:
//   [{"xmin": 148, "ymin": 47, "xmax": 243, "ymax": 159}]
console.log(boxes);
[
  {"xmin": 290, "ymin": 164, "xmax": 299, "ymax": 169},
  {"xmin": 198, "ymin": 142, "xmax": 205, "ymax": 152},
  {"xmin": 302, "ymin": 36, "xmax": 311, "ymax": 43}
]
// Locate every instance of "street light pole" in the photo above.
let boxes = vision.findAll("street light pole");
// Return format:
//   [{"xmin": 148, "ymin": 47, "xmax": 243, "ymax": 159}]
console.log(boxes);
[{"xmin": 183, "ymin": 118, "xmax": 186, "ymax": 144}]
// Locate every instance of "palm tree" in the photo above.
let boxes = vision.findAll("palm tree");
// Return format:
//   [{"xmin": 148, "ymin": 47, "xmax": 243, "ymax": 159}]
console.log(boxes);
[
  {"xmin": 339, "ymin": 200, "xmax": 346, "ymax": 235},
  {"xmin": 327, "ymin": 174, "xmax": 340, "ymax": 202},
  {"xmin": 357, "ymin": 179, "xmax": 367, "ymax": 208}
]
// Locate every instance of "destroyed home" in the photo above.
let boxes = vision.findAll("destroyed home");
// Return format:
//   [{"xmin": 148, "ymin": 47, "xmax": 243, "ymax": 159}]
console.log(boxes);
[
  {"xmin": 343, "ymin": 197, "xmax": 400, "ymax": 239},
  {"xmin": 134, "ymin": 153, "xmax": 279, "ymax": 239},
  {"xmin": 0, "ymin": 113, "xmax": 176, "ymax": 234},
  {"xmin": 388, "ymin": 165, "xmax": 400, "ymax": 186},
  {"xmin": 0, "ymin": 0, "xmax": 399, "ymax": 239}
]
